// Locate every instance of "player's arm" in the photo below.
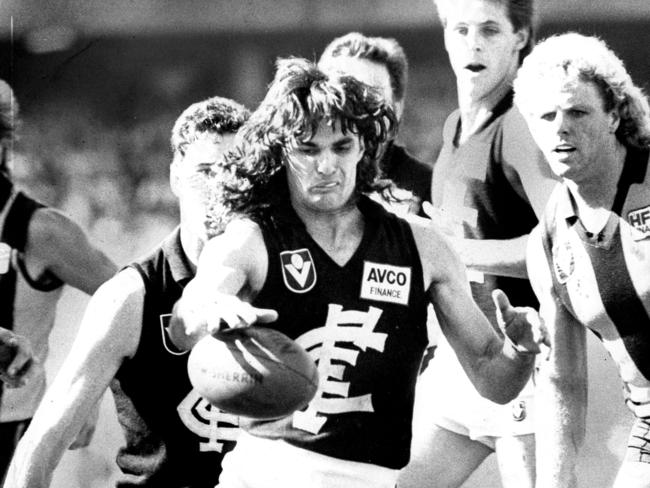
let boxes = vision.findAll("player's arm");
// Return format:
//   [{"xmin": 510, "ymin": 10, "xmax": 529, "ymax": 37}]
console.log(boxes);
[
  {"xmin": 527, "ymin": 226, "xmax": 587, "ymax": 488},
  {"xmin": 26, "ymin": 207, "xmax": 117, "ymax": 294},
  {"xmin": 432, "ymin": 108, "xmax": 558, "ymax": 279},
  {"xmin": 4, "ymin": 268, "xmax": 144, "ymax": 488},
  {"xmin": 411, "ymin": 218, "xmax": 546, "ymax": 404},
  {"xmin": 169, "ymin": 219, "xmax": 277, "ymax": 351},
  {"xmin": 501, "ymin": 106, "xmax": 559, "ymax": 219},
  {"xmin": 443, "ymin": 232, "xmax": 530, "ymax": 278}
]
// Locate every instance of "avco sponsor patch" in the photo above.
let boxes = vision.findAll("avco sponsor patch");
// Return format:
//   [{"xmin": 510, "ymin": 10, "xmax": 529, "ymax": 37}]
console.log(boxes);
[{"xmin": 360, "ymin": 261, "xmax": 411, "ymax": 306}]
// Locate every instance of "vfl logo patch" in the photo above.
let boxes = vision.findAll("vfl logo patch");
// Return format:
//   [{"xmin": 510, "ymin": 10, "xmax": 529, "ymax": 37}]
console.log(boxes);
[
  {"xmin": 360, "ymin": 261, "xmax": 411, "ymax": 306},
  {"xmin": 553, "ymin": 240, "xmax": 574, "ymax": 284},
  {"xmin": 280, "ymin": 248, "xmax": 316, "ymax": 293},
  {"xmin": 628, "ymin": 205, "xmax": 650, "ymax": 240}
]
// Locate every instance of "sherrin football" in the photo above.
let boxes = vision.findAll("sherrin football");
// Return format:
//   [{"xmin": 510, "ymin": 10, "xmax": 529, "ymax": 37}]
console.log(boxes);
[{"xmin": 187, "ymin": 326, "xmax": 319, "ymax": 419}]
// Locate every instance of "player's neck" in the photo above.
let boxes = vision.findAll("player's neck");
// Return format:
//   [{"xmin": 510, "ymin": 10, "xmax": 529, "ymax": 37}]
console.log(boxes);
[
  {"xmin": 179, "ymin": 223, "xmax": 204, "ymax": 270},
  {"xmin": 566, "ymin": 143, "xmax": 627, "ymax": 232},
  {"xmin": 457, "ymin": 80, "xmax": 511, "ymax": 143},
  {"xmin": 296, "ymin": 203, "xmax": 364, "ymax": 267}
]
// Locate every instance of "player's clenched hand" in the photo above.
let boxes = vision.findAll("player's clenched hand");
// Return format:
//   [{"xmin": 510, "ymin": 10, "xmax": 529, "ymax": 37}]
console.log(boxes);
[
  {"xmin": 492, "ymin": 289, "xmax": 549, "ymax": 356},
  {"xmin": 0, "ymin": 328, "xmax": 39, "ymax": 388},
  {"xmin": 168, "ymin": 294, "xmax": 278, "ymax": 351}
]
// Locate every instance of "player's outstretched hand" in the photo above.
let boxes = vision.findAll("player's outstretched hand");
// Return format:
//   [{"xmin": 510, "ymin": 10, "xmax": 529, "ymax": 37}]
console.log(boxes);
[
  {"xmin": 169, "ymin": 294, "xmax": 278, "ymax": 352},
  {"xmin": 206, "ymin": 294, "xmax": 278, "ymax": 334},
  {"xmin": 0, "ymin": 328, "xmax": 38, "ymax": 388},
  {"xmin": 492, "ymin": 289, "xmax": 549, "ymax": 356}
]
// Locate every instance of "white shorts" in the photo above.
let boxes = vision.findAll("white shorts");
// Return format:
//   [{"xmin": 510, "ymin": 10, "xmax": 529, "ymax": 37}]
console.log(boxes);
[
  {"xmin": 413, "ymin": 339, "xmax": 535, "ymax": 447},
  {"xmin": 217, "ymin": 431, "xmax": 400, "ymax": 488}
]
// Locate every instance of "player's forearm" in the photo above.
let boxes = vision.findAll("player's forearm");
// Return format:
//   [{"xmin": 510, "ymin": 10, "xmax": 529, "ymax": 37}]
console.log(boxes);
[
  {"xmin": 471, "ymin": 337, "xmax": 535, "ymax": 404},
  {"xmin": 535, "ymin": 378, "xmax": 587, "ymax": 488},
  {"xmin": 453, "ymin": 235, "xmax": 528, "ymax": 278},
  {"xmin": 5, "ymin": 428, "xmax": 69, "ymax": 488}
]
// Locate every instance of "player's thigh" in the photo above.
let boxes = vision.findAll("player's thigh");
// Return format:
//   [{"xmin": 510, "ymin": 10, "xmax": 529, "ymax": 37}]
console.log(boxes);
[
  {"xmin": 400, "ymin": 425, "xmax": 492, "ymax": 488},
  {"xmin": 493, "ymin": 434, "xmax": 535, "ymax": 488}
]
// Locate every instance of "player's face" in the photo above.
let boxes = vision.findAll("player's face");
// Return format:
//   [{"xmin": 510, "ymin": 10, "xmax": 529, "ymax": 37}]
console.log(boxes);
[
  {"xmin": 285, "ymin": 121, "xmax": 365, "ymax": 215},
  {"xmin": 442, "ymin": 0, "xmax": 526, "ymax": 104},
  {"xmin": 523, "ymin": 79, "xmax": 620, "ymax": 184},
  {"xmin": 171, "ymin": 133, "xmax": 236, "ymax": 232},
  {"xmin": 321, "ymin": 56, "xmax": 401, "ymax": 119}
]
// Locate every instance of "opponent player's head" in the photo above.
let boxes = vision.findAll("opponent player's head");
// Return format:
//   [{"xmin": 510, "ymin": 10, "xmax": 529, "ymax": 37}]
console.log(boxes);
[
  {"xmin": 433, "ymin": 0, "xmax": 535, "ymax": 64},
  {"xmin": 514, "ymin": 33, "xmax": 650, "ymax": 153},
  {"xmin": 170, "ymin": 96, "xmax": 250, "ymax": 238},
  {"xmin": 318, "ymin": 32, "xmax": 408, "ymax": 121},
  {"xmin": 0, "ymin": 80, "xmax": 19, "ymax": 181},
  {"xmin": 219, "ymin": 57, "xmax": 396, "ymax": 217},
  {"xmin": 434, "ymin": 0, "xmax": 533, "ymax": 106}
]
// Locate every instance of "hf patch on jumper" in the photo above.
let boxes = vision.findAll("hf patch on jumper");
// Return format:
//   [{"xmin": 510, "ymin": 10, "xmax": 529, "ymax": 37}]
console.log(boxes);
[
  {"xmin": 360, "ymin": 261, "xmax": 411, "ymax": 306},
  {"xmin": 280, "ymin": 248, "xmax": 317, "ymax": 293},
  {"xmin": 628, "ymin": 205, "xmax": 650, "ymax": 240}
]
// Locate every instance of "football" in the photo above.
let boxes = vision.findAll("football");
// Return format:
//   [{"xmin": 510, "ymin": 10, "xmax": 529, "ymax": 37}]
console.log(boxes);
[{"xmin": 187, "ymin": 326, "xmax": 319, "ymax": 419}]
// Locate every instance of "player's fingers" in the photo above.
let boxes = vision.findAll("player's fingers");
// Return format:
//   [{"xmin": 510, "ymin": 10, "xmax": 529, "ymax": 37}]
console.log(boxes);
[
  {"xmin": 208, "ymin": 307, "xmax": 240, "ymax": 332},
  {"xmin": 491, "ymin": 289, "xmax": 511, "ymax": 327},
  {"xmin": 8, "ymin": 348, "xmax": 32, "ymax": 378},
  {"xmin": 254, "ymin": 307, "xmax": 278, "ymax": 324},
  {"xmin": 492, "ymin": 289, "xmax": 511, "ymax": 313},
  {"xmin": 6, "ymin": 334, "xmax": 35, "ymax": 380},
  {"xmin": 0, "ymin": 371, "xmax": 18, "ymax": 388},
  {"xmin": 524, "ymin": 309, "xmax": 550, "ymax": 349},
  {"xmin": 422, "ymin": 201, "xmax": 435, "ymax": 220},
  {"xmin": 0, "ymin": 327, "xmax": 15, "ymax": 343}
]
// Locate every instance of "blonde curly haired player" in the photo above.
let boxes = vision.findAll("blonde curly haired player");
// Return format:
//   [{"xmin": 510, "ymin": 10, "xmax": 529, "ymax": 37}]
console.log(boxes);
[{"xmin": 515, "ymin": 32, "xmax": 650, "ymax": 488}]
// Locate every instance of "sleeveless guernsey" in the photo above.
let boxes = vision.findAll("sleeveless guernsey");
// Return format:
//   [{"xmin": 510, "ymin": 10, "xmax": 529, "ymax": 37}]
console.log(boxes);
[
  {"xmin": 538, "ymin": 148, "xmax": 650, "ymax": 418},
  {"xmin": 244, "ymin": 196, "xmax": 428, "ymax": 469},
  {"xmin": 0, "ymin": 174, "xmax": 62, "ymax": 422},
  {"xmin": 111, "ymin": 229, "xmax": 238, "ymax": 487}
]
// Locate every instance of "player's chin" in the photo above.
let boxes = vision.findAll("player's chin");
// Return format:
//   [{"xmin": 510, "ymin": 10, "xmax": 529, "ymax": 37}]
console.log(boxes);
[{"xmin": 307, "ymin": 196, "xmax": 348, "ymax": 212}]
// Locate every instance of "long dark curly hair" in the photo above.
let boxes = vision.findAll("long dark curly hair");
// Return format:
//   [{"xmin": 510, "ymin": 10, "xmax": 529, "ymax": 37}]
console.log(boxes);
[{"xmin": 214, "ymin": 57, "xmax": 396, "ymax": 221}]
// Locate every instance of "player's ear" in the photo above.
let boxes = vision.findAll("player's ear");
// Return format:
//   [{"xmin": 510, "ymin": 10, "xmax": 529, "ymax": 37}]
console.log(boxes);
[
  {"xmin": 394, "ymin": 100, "xmax": 405, "ymax": 122},
  {"xmin": 170, "ymin": 159, "xmax": 181, "ymax": 197},
  {"xmin": 514, "ymin": 27, "xmax": 529, "ymax": 54},
  {"xmin": 608, "ymin": 109, "xmax": 620, "ymax": 135}
]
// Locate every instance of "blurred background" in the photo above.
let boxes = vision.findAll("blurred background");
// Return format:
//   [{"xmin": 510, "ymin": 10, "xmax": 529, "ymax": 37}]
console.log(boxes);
[{"xmin": 0, "ymin": 0, "xmax": 648, "ymax": 486}]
